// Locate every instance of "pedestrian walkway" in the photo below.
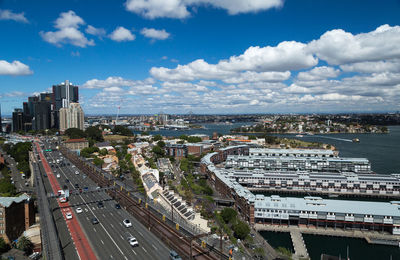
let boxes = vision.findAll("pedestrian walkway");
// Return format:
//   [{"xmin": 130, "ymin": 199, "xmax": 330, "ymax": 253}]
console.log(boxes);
[{"xmin": 290, "ymin": 230, "xmax": 309, "ymax": 260}]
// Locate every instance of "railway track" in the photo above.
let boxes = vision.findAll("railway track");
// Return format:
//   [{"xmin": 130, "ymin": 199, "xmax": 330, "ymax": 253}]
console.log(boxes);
[{"xmin": 60, "ymin": 147, "xmax": 222, "ymax": 260}]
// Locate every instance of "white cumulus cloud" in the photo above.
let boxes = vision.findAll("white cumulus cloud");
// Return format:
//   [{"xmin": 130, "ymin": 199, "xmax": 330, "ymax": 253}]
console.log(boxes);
[
  {"xmin": 0, "ymin": 60, "xmax": 33, "ymax": 76},
  {"xmin": 124, "ymin": 0, "xmax": 283, "ymax": 19},
  {"xmin": 150, "ymin": 41, "xmax": 316, "ymax": 82},
  {"xmin": 308, "ymin": 24, "xmax": 400, "ymax": 65},
  {"xmin": 40, "ymin": 10, "xmax": 95, "ymax": 47},
  {"xmin": 140, "ymin": 28, "xmax": 170, "ymax": 40},
  {"xmin": 297, "ymin": 66, "xmax": 340, "ymax": 81},
  {"xmin": 0, "ymin": 9, "xmax": 28, "ymax": 23},
  {"xmin": 109, "ymin": 26, "xmax": 135, "ymax": 42},
  {"xmin": 85, "ymin": 25, "xmax": 106, "ymax": 38}
]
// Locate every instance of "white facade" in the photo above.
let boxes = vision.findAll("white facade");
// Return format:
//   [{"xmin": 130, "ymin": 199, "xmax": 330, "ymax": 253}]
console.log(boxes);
[{"xmin": 59, "ymin": 102, "xmax": 84, "ymax": 132}]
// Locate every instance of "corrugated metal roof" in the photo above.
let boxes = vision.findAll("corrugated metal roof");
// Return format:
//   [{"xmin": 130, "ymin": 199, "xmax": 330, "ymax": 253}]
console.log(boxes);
[{"xmin": 0, "ymin": 193, "xmax": 30, "ymax": 208}]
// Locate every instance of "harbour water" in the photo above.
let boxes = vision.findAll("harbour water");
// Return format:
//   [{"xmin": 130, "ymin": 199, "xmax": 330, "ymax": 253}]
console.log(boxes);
[
  {"xmin": 139, "ymin": 123, "xmax": 400, "ymax": 259},
  {"xmin": 259, "ymin": 231, "xmax": 400, "ymax": 260},
  {"xmin": 274, "ymin": 125, "xmax": 400, "ymax": 174},
  {"xmin": 140, "ymin": 124, "xmax": 400, "ymax": 174}
]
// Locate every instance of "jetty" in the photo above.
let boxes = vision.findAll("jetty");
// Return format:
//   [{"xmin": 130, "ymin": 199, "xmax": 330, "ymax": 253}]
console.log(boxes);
[
  {"xmin": 290, "ymin": 230, "xmax": 310, "ymax": 259},
  {"xmin": 255, "ymin": 224, "xmax": 400, "ymax": 258}
]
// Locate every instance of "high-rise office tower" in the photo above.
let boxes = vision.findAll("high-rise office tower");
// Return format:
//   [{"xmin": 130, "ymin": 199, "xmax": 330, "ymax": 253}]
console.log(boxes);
[
  {"xmin": 32, "ymin": 93, "xmax": 52, "ymax": 131},
  {"xmin": 52, "ymin": 80, "xmax": 79, "ymax": 110},
  {"xmin": 59, "ymin": 102, "xmax": 84, "ymax": 132},
  {"xmin": 12, "ymin": 108, "xmax": 24, "ymax": 132},
  {"xmin": 52, "ymin": 80, "xmax": 79, "ymax": 129}
]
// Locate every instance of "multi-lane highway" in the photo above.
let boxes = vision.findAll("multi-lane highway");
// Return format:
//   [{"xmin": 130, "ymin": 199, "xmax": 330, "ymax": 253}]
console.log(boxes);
[{"xmin": 39, "ymin": 139, "xmax": 171, "ymax": 260}]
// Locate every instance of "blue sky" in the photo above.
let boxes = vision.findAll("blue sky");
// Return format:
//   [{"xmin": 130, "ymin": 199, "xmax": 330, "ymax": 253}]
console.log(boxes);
[{"xmin": 1, "ymin": 0, "xmax": 400, "ymax": 115}]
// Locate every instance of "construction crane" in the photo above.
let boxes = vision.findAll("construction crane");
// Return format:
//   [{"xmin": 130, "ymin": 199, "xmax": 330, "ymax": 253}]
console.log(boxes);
[{"xmin": 114, "ymin": 99, "xmax": 122, "ymax": 127}]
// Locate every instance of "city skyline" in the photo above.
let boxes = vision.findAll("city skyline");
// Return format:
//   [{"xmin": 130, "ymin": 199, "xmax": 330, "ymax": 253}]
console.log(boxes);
[{"xmin": 1, "ymin": 0, "xmax": 400, "ymax": 115}]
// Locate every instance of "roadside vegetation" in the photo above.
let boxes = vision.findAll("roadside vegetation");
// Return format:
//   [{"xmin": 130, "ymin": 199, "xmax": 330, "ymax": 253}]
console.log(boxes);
[{"xmin": 1, "ymin": 141, "xmax": 32, "ymax": 178}]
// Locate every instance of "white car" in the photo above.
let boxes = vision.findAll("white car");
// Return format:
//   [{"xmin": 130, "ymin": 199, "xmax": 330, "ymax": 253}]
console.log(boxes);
[
  {"xmin": 75, "ymin": 171, "xmax": 79, "ymax": 175},
  {"xmin": 129, "ymin": 237, "xmax": 139, "ymax": 247},
  {"xmin": 123, "ymin": 219, "xmax": 132, "ymax": 228},
  {"xmin": 56, "ymin": 174, "xmax": 61, "ymax": 178},
  {"xmin": 66, "ymin": 212, "xmax": 73, "ymax": 220},
  {"xmin": 76, "ymin": 207, "xmax": 83, "ymax": 214}
]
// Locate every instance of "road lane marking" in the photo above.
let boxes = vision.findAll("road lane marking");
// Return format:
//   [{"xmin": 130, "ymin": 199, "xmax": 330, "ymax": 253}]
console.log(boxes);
[
  {"xmin": 138, "ymin": 231, "xmax": 143, "ymax": 237},
  {"xmin": 100, "ymin": 240, "xmax": 104, "ymax": 245},
  {"xmin": 110, "ymin": 224, "xmax": 114, "ymax": 228},
  {"xmin": 152, "ymin": 244, "xmax": 157, "ymax": 250},
  {"xmin": 93, "ymin": 228, "xmax": 96, "ymax": 232},
  {"xmin": 143, "ymin": 247, "xmax": 148, "ymax": 254},
  {"xmin": 131, "ymin": 250, "xmax": 137, "ymax": 255},
  {"xmin": 48, "ymin": 150, "xmax": 129, "ymax": 260}
]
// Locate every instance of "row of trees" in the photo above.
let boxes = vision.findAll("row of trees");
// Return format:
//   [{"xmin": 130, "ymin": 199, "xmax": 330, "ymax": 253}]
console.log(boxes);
[
  {"xmin": 65, "ymin": 126, "xmax": 104, "ymax": 144},
  {"xmin": 214, "ymin": 208, "xmax": 251, "ymax": 241},
  {"xmin": 2, "ymin": 142, "xmax": 32, "ymax": 179},
  {"xmin": 0, "ymin": 236, "xmax": 33, "ymax": 255},
  {"xmin": 0, "ymin": 164, "xmax": 16, "ymax": 196},
  {"xmin": 179, "ymin": 135, "xmax": 202, "ymax": 143}
]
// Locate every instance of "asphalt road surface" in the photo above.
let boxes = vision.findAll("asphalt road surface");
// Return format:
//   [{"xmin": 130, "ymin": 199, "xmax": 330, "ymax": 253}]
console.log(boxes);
[{"xmin": 41, "ymin": 140, "xmax": 171, "ymax": 260}]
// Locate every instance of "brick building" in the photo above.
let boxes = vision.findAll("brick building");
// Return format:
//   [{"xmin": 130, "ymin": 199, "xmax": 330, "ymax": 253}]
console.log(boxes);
[
  {"xmin": 164, "ymin": 144, "xmax": 187, "ymax": 159},
  {"xmin": 63, "ymin": 138, "xmax": 89, "ymax": 151},
  {"xmin": 0, "ymin": 194, "xmax": 35, "ymax": 243}
]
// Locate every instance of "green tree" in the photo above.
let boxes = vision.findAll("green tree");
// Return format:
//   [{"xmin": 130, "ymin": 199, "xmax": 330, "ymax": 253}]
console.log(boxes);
[
  {"xmin": 0, "ymin": 237, "xmax": 10, "ymax": 253},
  {"xmin": 17, "ymin": 161, "xmax": 30, "ymax": 174},
  {"xmin": 99, "ymin": 148, "xmax": 108, "ymax": 156},
  {"xmin": 85, "ymin": 126, "xmax": 104, "ymax": 142},
  {"xmin": 233, "ymin": 221, "xmax": 250, "ymax": 240},
  {"xmin": 80, "ymin": 147, "xmax": 100, "ymax": 158},
  {"xmin": 157, "ymin": 140, "xmax": 165, "ymax": 148},
  {"xmin": 264, "ymin": 135, "xmax": 278, "ymax": 145},
  {"xmin": 152, "ymin": 145, "xmax": 165, "ymax": 157},
  {"xmin": 17, "ymin": 236, "xmax": 33, "ymax": 255},
  {"xmin": 113, "ymin": 125, "xmax": 133, "ymax": 136},
  {"xmin": 220, "ymin": 208, "xmax": 237, "ymax": 223},
  {"xmin": 179, "ymin": 135, "xmax": 188, "ymax": 140},
  {"xmin": 187, "ymin": 136, "xmax": 202, "ymax": 143},
  {"xmin": 65, "ymin": 128, "xmax": 86, "ymax": 139},
  {"xmin": 125, "ymin": 153, "xmax": 132, "ymax": 162},
  {"xmin": 153, "ymin": 134, "xmax": 163, "ymax": 141},
  {"xmin": 93, "ymin": 157, "xmax": 104, "ymax": 167}
]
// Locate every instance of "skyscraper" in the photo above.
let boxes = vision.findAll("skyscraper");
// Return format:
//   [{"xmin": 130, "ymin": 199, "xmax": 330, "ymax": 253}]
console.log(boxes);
[
  {"xmin": 12, "ymin": 108, "xmax": 24, "ymax": 132},
  {"xmin": 52, "ymin": 80, "xmax": 79, "ymax": 129},
  {"xmin": 59, "ymin": 102, "xmax": 84, "ymax": 132},
  {"xmin": 32, "ymin": 93, "xmax": 52, "ymax": 131},
  {"xmin": 52, "ymin": 80, "xmax": 79, "ymax": 111}
]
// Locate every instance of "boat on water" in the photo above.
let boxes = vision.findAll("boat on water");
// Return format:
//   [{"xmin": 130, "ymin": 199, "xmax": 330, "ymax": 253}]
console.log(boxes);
[
  {"xmin": 296, "ymin": 134, "xmax": 304, "ymax": 137},
  {"xmin": 328, "ymin": 194, "xmax": 339, "ymax": 198},
  {"xmin": 352, "ymin": 138, "xmax": 360, "ymax": 143}
]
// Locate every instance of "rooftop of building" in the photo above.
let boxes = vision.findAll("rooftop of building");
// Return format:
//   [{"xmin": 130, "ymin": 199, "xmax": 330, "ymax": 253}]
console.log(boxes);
[
  {"xmin": 227, "ymin": 154, "xmax": 370, "ymax": 163},
  {"xmin": 64, "ymin": 138, "xmax": 88, "ymax": 143},
  {"xmin": 254, "ymin": 195, "xmax": 400, "ymax": 217},
  {"xmin": 0, "ymin": 193, "xmax": 30, "ymax": 208},
  {"xmin": 249, "ymin": 148, "xmax": 336, "ymax": 155}
]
